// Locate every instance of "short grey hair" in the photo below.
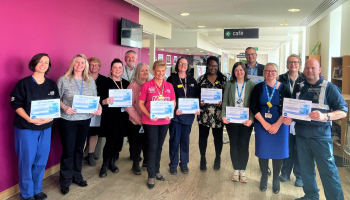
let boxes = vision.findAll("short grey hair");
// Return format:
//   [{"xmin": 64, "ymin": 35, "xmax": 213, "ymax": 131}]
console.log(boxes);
[
  {"xmin": 264, "ymin": 63, "xmax": 279, "ymax": 80},
  {"xmin": 132, "ymin": 62, "xmax": 150, "ymax": 85},
  {"xmin": 125, "ymin": 50, "xmax": 137, "ymax": 57}
]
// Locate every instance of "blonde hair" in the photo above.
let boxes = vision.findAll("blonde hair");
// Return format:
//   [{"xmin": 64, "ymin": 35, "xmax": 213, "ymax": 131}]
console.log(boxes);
[
  {"xmin": 152, "ymin": 60, "xmax": 167, "ymax": 71},
  {"xmin": 286, "ymin": 54, "xmax": 302, "ymax": 71},
  {"xmin": 132, "ymin": 63, "xmax": 150, "ymax": 85},
  {"xmin": 264, "ymin": 63, "xmax": 279, "ymax": 80},
  {"xmin": 87, "ymin": 57, "xmax": 101, "ymax": 68},
  {"xmin": 64, "ymin": 54, "xmax": 91, "ymax": 83}
]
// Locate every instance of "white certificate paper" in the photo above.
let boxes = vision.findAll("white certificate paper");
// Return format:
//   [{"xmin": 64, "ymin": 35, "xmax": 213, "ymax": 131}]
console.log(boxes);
[
  {"xmin": 248, "ymin": 75, "xmax": 264, "ymax": 84},
  {"xmin": 226, "ymin": 106, "xmax": 249, "ymax": 123},
  {"xmin": 282, "ymin": 98, "xmax": 312, "ymax": 121},
  {"xmin": 178, "ymin": 98, "xmax": 200, "ymax": 114},
  {"xmin": 150, "ymin": 101, "xmax": 174, "ymax": 119},
  {"xmin": 109, "ymin": 89, "xmax": 132, "ymax": 107},
  {"xmin": 201, "ymin": 88, "xmax": 222, "ymax": 104},
  {"xmin": 72, "ymin": 95, "xmax": 100, "ymax": 113},
  {"xmin": 30, "ymin": 99, "xmax": 61, "ymax": 119}
]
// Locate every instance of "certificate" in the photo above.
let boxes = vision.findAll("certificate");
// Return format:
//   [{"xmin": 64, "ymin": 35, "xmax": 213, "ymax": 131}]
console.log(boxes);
[
  {"xmin": 109, "ymin": 89, "xmax": 132, "ymax": 107},
  {"xmin": 178, "ymin": 98, "xmax": 199, "ymax": 114},
  {"xmin": 30, "ymin": 99, "xmax": 61, "ymax": 119},
  {"xmin": 226, "ymin": 106, "xmax": 249, "ymax": 123},
  {"xmin": 248, "ymin": 75, "xmax": 264, "ymax": 84},
  {"xmin": 72, "ymin": 95, "xmax": 100, "ymax": 113},
  {"xmin": 150, "ymin": 101, "xmax": 174, "ymax": 119},
  {"xmin": 282, "ymin": 98, "xmax": 312, "ymax": 121},
  {"xmin": 201, "ymin": 88, "xmax": 222, "ymax": 104},
  {"xmin": 90, "ymin": 115, "xmax": 101, "ymax": 127}
]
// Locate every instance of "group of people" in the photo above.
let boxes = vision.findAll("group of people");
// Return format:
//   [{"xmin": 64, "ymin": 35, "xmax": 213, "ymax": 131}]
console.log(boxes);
[{"xmin": 10, "ymin": 47, "xmax": 347, "ymax": 200}]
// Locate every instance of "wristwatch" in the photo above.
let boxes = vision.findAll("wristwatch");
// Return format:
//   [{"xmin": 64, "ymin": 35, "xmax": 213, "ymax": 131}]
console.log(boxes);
[
  {"xmin": 62, "ymin": 106, "xmax": 66, "ymax": 110},
  {"xmin": 326, "ymin": 113, "xmax": 331, "ymax": 121}
]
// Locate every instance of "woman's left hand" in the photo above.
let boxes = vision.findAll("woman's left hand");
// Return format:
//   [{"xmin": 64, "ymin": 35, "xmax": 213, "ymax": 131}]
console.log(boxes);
[
  {"xmin": 33, "ymin": 118, "xmax": 52, "ymax": 126},
  {"xmin": 195, "ymin": 111, "xmax": 200, "ymax": 115},
  {"xmin": 92, "ymin": 104, "xmax": 102, "ymax": 116},
  {"xmin": 176, "ymin": 110, "xmax": 183, "ymax": 115},
  {"xmin": 283, "ymin": 117, "xmax": 292, "ymax": 125},
  {"xmin": 165, "ymin": 116, "xmax": 171, "ymax": 121},
  {"xmin": 268, "ymin": 122, "xmax": 281, "ymax": 134},
  {"xmin": 242, "ymin": 120, "xmax": 253, "ymax": 127},
  {"xmin": 218, "ymin": 101, "xmax": 222, "ymax": 107}
]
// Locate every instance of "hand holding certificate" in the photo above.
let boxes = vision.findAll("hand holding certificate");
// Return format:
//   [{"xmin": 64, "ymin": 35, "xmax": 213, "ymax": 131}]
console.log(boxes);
[
  {"xmin": 226, "ymin": 106, "xmax": 249, "ymax": 123},
  {"xmin": 30, "ymin": 99, "xmax": 61, "ymax": 119},
  {"xmin": 282, "ymin": 98, "xmax": 312, "ymax": 121},
  {"xmin": 150, "ymin": 101, "xmax": 174, "ymax": 119},
  {"xmin": 201, "ymin": 88, "xmax": 222, "ymax": 104},
  {"xmin": 178, "ymin": 98, "xmax": 199, "ymax": 114},
  {"xmin": 109, "ymin": 89, "xmax": 132, "ymax": 107},
  {"xmin": 72, "ymin": 95, "xmax": 100, "ymax": 113}
]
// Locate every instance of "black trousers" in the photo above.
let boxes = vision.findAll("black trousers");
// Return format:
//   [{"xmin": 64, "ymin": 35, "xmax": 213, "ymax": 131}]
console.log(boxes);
[
  {"xmin": 58, "ymin": 118, "xmax": 91, "ymax": 188},
  {"xmin": 131, "ymin": 124, "xmax": 148, "ymax": 165},
  {"xmin": 198, "ymin": 124, "xmax": 223, "ymax": 159},
  {"xmin": 226, "ymin": 123, "xmax": 253, "ymax": 170},
  {"xmin": 143, "ymin": 124, "xmax": 169, "ymax": 178},
  {"xmin": 103, "ymin": 131, "xmax": 124, "ymax": 162},
  {"xmin": 127, "ymin": 121, "xmax": 133, "ymax": 158}
]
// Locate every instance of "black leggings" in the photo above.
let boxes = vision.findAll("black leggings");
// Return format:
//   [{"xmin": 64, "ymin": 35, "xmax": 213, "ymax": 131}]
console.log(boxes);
[
  {"xmin": 198, "ymin": 124, "xmax": 223, "ymax": 159},
  {"xmin": 259, "ymin": 158, "xmax": 283, "ymax": 178}
]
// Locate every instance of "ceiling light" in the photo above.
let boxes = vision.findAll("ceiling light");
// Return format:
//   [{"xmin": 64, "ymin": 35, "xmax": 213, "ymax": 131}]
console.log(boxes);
[
  {"xmin": 180, "ymin": 52, "xmax": 183, "ymax": 54},
  {"xmin": 269, "ymin": 42, "xmax": 273, "ymax": 43},
  {"xmin": 180, "ymin": 13, "xmax": 190, "ymax": 16},
  {"xmin": 288, "ymin": 9, "xmax": 300, "ymax": 12},
  {"xmin": 186, "ymin": 49, "xmax": 189, "ymax": 50},
  {"xmin": 216, "ymin": 29, "xmax": 221, "ymax": 31},
  {"xmin": 169, "ymin": 50, "xmax": 172, "ymax": 52},
  {"xmin": 272, "ymin": 28, "xmax": 276, "ymax": 30},
  {"xmin": 280, "ymin": 23, "xmax": 288, "ymax": 26},
  {"xmin": 161, "ymin": 49, "xmax": 164, "ymax": 50},
  {"xmin": 200, "ymin": 51, "xmax": 203, "ymax": 52},
  {"xmin": 198, "ymin": 25, "xmax": 205, "ymax": 28}
]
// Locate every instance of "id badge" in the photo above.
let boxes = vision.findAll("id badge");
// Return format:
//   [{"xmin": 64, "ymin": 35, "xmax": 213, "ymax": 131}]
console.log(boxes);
[
  {"xmin": 139, "ymin": 125, "xmax": 144, "ymax": 133},
  {"xmin": 265, "ymin": 113, "xmax": 272, "ymax": 118},
  {"xmin": 121, "ymin": 107, "xmax": 125, "ymax": 112}
]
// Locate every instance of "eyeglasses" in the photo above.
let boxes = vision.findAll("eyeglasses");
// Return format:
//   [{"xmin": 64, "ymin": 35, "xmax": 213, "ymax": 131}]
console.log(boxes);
[
  {"xmin": 90, "ymin": 64, "xmax": 100, "ymax": 67},
  {"xmin": 287, "ymin": 61, "xmax": 300, "ymax": 65},
  {"xmin": 246, "ymin": 53, "xmax": 256, "ymax": 57},
  {"xmin": 179, "ymin": 62, "xmax": 188, "ymax": 66},
  {"xmin": 208, "ymin": 65, "xmax": 218, "ymax": 68},
  {"xmin": 265, "ymin": 70, "xmax": 277, "ymax": 74}
]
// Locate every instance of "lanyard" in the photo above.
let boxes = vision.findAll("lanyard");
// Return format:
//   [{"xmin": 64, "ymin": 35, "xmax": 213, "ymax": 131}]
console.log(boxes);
[
  {"xmin": 110, "ymin": 77, "xmax": 123, "ymax": 89},
  {"xmin": 250, "ymin": 68, "xmax": 257, "ymax": 75},
  {"xmin": 74, "ymin": 78, "xmax": 84, "ymax": 95},
  {"xmin": 236, "ymin": 81, "xmax": 245, "ymax": 102},
  {"xmin": 126, "ymin": 67, "xmax": 136, "ymax": 82},
  {"xmin": 265, "ymin": 81, "xmax": 277, "ymax": 104},
  {"xmin": 155, "ymin": 80, "xmax": 164, "ymax": 99},
  {"xmin": 31, "ymin": 76, "xmax": 37, "ymax": 83},
  {"xmin": 288, "ymin": 73, "xmax": 298, "ymax": 93},
  {"xmin": 179, "ymin": 76, "xmax": 187, "ymax": 97}
]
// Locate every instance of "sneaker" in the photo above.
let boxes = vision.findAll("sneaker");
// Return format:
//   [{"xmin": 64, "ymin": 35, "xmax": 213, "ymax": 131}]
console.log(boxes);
[
  {"xmin": 239, "ymin": 170, "xmax": 248, "ymax": 183},
  {"xmin": 295, "ymin": 178, "xmax": 303, "ymax": 187},
  {"xmin": 231, "ymin": 170, "xmax": 239, "ymax": 182}
]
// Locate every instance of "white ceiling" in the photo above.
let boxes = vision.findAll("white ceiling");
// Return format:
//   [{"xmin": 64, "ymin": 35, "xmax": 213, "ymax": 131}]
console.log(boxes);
[{"xmin": 129, "ymin": 0, "xmax": 344, "ymax": 55}]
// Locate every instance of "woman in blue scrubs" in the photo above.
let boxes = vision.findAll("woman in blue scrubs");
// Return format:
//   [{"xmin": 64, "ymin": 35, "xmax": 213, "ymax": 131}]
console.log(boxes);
[{"xmin": 10, "ymin": 53, "xmax": 60, "ymax": 200}]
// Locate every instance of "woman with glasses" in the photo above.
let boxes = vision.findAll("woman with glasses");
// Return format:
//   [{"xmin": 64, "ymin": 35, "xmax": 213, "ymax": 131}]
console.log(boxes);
[
  {"xmin": 278, "ymin": 54, "xmax": 305, "ymax": 187},
  {"xmin": 197, "ymin": 56, "xmax": 227, "ymax": 171},
  {"xmin": 250, "ymin": 63, "xmax": 292, "ymax": 194},
  {"xmin": 167, "ymin": 57, "xmax": 200, "ymax": 175}
]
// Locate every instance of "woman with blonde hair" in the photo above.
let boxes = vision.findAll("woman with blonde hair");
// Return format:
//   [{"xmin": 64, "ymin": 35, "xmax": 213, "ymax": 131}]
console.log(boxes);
[
  {"xmin": 57, "ymin": 54, "xmax": 102, "ymax": 195},
  {"xmin": 139, "ymin": 61, "xmax": 176, "ymax": 189}
]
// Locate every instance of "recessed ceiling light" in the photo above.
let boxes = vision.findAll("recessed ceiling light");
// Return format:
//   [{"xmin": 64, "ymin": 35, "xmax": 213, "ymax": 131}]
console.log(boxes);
[
  {"xmin": 269, "ymin": 42, "xmax": 273, "ymax": 43},
  {"xmin": 288, "ymin": 9, "xmax": 300, "ymax": 12},
  {"xmin": 180, "ymin": 52, "xmax": 183, "ymax": 54},
  {"xmin": 186, "ymin": 49, "xmax": 189, "ymax": 50},
  {"xmin": 216, "ymin": 29, "xmax": 221, "ymax": 31},
  {"xmin": 161, "ymin": 49, "xmax": 164, "ymax": 50},
  {"xmin": 180, "ymin": 13, "xmax": 190, "ymax": 16},
  {"xmin": 280, "ymin": 23, "xmax": 288, "ymax": 26},
  {"xmin": 272, "ymin": 28, "xmax": 276, "ymax": 30},
  {"xmin": 200, "ymin": 51, "xmax": 203, "ymax": 52},
  {"xmin": 198, "ymin": 25, "xmax": 205, "ymax": 28}
]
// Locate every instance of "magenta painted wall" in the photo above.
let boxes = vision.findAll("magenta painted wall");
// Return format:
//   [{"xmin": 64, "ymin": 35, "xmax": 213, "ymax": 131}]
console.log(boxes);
[
  {"xmin": 0, "ymin": 0, "xmax": 138, "ymax": 193},
  {"xmin": 140, "ymin": 49, "xmax": 192, "ymax": 66}
]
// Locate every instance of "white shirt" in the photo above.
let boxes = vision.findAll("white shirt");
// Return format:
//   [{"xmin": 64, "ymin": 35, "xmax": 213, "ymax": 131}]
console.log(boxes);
[{"xmin": 235, "ymin": 83, "xmax": 245, "ymax": 107}]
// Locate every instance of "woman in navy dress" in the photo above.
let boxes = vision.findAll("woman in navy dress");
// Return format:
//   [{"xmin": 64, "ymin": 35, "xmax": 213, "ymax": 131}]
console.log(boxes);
[{"xmin": 250, "ymin": 63, "xmax": 292, "ymax": 194}]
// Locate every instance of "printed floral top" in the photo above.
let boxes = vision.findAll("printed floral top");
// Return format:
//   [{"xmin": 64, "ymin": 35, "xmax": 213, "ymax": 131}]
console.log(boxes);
[{"xmin": 197, "ymin": 74, "xmax": 227, "ymax": 128}]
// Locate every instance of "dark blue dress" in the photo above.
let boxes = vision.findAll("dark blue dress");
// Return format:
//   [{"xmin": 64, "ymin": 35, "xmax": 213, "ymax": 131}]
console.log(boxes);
[{"xmin": 254, "ymin": 83, "xmax": 289, "ymax": 159}]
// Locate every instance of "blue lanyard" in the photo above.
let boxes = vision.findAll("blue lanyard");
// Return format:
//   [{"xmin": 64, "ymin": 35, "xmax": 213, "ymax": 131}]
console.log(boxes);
[
  {"xmin": 236, "ymin": 81, "xmax": 245, "ymax": 101},
  {"xmin": 31, "ymin": 76, "xmax": 37, "ymax": 83},
  {"xmin": 74, "ymin": 78, "xmax": 84, "ymax": 95},
  {"xmin": 265, "ymin": 81, "xmax": 277, "ymax": 103},
  {"xmin": 250, "ymin": 68, "xmax": 257, "ymax": 75}
]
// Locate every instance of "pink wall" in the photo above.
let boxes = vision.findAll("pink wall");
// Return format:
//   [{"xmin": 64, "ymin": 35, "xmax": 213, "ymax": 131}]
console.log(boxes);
[
  {"xmin": 0, "ymin": 0, "xmax": 138, "ymax": 193},
  {"xmin": 140, "ymin": 49, "xmax": 192, "ymax": 66}
]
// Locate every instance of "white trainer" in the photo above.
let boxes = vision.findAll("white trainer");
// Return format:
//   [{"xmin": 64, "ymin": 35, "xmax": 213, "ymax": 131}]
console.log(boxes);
[
  {"xmin": 240, "ymin": 170, "xmax": 248, "ymax": 183},
  {"xmin": 231, "ymin": 170, "xmax": 240, "ymax": 182}
]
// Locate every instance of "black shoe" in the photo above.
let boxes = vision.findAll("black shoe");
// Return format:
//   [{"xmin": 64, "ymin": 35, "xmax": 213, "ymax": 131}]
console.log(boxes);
[
  {"xmin": 24, "ymin": 197, "xmax": 36, "ymax": 200},
  {"xmin": 72, "ymin": 179, "xmax": 88, "ymax": 187},
  {"xmin": 132, "ymin": 164, "xmax": 141, "ymax": 175},
  {"xmin": 87, "ymin": 153, "xmax": 96, "ymax": 167},
  {"xmin": 170, "ymin": 167, "xmax": 177, "ymax": 175},
  {"xmin": 259, "ymin": 175, "xmax": 268, "ymax": 192},
  {"xmin": 60, "ymin": 187, "xmax": 69, "ymax": 195},
  {"xmin": 267, "ymin": 167, "xmax": 271, "ymax": 176},
  {"xmin": 34, "ymin": 192, "xmax": 47, "ymax": 200},
  {"xmin": 99, "ymin": 164, "xmax": 108, "ymax": 178},
  {"xmin": 273, "ymin": 177, "xmax": 280, "ymax": 194},
  {"xmin": 155, "ymin": 174, "xmax": 165, "ymax": 181},
  {"xmin": 200, "ymin": 157, "xmax": 207, "ymax": 172},
  {"xmin": 109, "ymin": 158, "xmax": 120, "ymax": 173},
  {"xmin": 213, "ymin": 157, "xmax": 221, "ymax": 170},
  {"xmin": 180, "ymin": 166, "xmax": 189, "ymax": 174},
  {"xmin": 147, "ymin": 178, "xmax": 155, "ymax": 189}
]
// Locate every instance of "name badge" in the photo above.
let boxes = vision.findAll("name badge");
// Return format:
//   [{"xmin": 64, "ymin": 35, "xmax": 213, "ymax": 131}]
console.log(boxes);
[
  {"xmin": 139, "ymin": 125, "xmax": 144, "ymax": 133},
  {"xmin": 177, "ymin": 84, "xmax": 183, "ymax": 88},
  {"xmin": 265, "ymin": 113, "xmax": 272, "ymax": 118},
  {"xmin": 121, "ymin": 108, "xmax": 125, "ymax": 112},
  {"xmin": 215, "ymin": 81, "xmax": 219, "ymax": 84},
  {"xmin": 308, "ymin": 88, "xmax": 321, "ymax": 93}
]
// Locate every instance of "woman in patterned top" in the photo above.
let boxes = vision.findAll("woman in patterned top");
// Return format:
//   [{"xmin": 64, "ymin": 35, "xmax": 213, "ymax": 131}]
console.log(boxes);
[
  {"xmin": 197, "ymin": 56, "xmax": 227, "ymax": 171},
  {"xmin": 57, "ymin": 54, "xmax": 102, "ymax": 195}
]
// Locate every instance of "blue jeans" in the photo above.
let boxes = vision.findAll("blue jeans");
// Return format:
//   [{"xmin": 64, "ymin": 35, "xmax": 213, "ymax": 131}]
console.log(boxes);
[
  {"xmin": 281, "ymin": 134, "xmax": 302, "ymax": 180},
  {"xmin": 168, "ymin": 121, "xmax": 192, "ymax": 168},
  {"xmin": 296, "ymin": 135, "xmax": 344, "ymax": 200},
  {"xmin": 15, "ymin": 127, "xmax": 52, "ymax": 199}
]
